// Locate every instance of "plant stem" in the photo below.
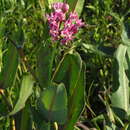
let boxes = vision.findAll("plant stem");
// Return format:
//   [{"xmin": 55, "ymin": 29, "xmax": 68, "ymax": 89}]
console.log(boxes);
[
  {"xmin": 76, "ymin": 122, "xmax": 90, "ymax": 130},
  {"xmin": 54, "ymin": 122, "xmax": 58, "ymax": 130},
  {"xmin": 51, "ymin": 45, "xmax": 75, "ymax": 81},
  {"xmin": 10, "ymin": 117, "xmax": 16, "ymax": 130}
]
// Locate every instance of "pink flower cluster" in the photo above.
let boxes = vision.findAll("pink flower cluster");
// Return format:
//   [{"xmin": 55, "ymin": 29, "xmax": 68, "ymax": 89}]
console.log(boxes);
[{"xmin": 47, "ymin": 2, "xmax": 84, "ymax": 44}]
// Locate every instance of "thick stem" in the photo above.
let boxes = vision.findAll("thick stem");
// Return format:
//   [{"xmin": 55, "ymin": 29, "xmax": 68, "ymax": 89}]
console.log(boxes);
[
  {"xmin": 10, "ymin": 117, "xmax": 16, "ymax": 130},
  {"xmin": 51, "ymin": 45, "xmax": 75, "ymax": 81}
]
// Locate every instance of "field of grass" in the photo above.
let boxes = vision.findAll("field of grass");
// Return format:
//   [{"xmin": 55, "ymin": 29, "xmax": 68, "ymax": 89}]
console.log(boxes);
[{"xmin": 0, "ymin": 0, "xmax": 130, "ymax": 129}]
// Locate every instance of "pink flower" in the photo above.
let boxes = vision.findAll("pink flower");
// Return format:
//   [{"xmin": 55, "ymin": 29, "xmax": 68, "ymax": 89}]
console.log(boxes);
[
  {"xmin": 76, "ymin": 19, "xmax": 84, "ymax": 27},
  {"xmin": 47, "ymin": 2, "xmax": 84, "ymax": 45},
  {"xmin": 62, "ymin": 3, "xmax": 69, "ymax": 13},
  {"xmin": 69, "ymin": 12, "xmax": 78, "ymax": 20},
  {"xmin": 52, "ymin": 2, "xmax": 69, "ymax": 13}
]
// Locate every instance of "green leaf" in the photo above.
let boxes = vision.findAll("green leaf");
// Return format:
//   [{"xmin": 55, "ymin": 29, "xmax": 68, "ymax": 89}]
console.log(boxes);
[
  {"xmin": 37, "ymin": 45, "xmax": 55, "ymax": 88},
  {"xmin": 39, "ymin": 0, "xmax": 48, "ymax": 9},
  {"xmin": 111, "ymin": 44, "xmax": 129, "ymax": 115},
  {"xmin": 0, "ymin": 44, "xmax": 19, "ymax": 88},
  {"xmin": 9, "ymin": 74, "xmax": 34, "ymax": 115},
  {"xmin": 38, "ymin": 83, "xmax": 68, "ymax": 124},
  {"xmin": 48, "ymin": 0, "xmax": 63, "ymax": 8},
  {"xmin": 121, "ymin": 19, "xmax": 130, "ymax": 47},
  {"xmin": 53, "ymin": 52, "xmax": 84, "ymax": 128},
  {"xmin": 20, "ymin": 104, "xmax": 32, "ymax": 130},
  {"xmin": 53, "ymin": 52, "xmax": 82, "ymax": 96},
  {"xmin": 67, "ymin": 0, "xmax": 85, "ymax": 16},
  {"xmin": 126, "ymin": 47, "xmax": 130, "ymax": 80},
  {"xmin": 63, "ymin": 62, "xmax": 86, "ymax": 130},
  {"xmin": 82, "ymin": 43, "xmax": 115, "ymax": 56}
]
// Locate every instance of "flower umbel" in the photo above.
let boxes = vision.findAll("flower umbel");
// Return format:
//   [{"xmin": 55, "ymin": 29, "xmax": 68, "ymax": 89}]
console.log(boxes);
[{"xmin": 47, "ymin": 2, "xmax": 84, "ymax": 44}]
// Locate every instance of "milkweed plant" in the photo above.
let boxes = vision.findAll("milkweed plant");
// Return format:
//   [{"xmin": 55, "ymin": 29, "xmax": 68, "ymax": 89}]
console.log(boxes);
[{"xmin": 0, "ymin": 1, "xmax": 86, "ymax": 130}]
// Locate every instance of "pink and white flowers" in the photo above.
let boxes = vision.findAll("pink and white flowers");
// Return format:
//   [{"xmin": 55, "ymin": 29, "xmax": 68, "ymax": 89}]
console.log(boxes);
[{"xmin": 47, "ymin": 2, "xmax": 84, "ymax": 44}]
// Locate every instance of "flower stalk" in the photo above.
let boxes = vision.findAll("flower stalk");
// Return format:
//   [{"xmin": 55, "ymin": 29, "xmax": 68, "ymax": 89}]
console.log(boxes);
[{"xmin": 47, "ymin": 2, "xmax": 84, "ymax": 45}]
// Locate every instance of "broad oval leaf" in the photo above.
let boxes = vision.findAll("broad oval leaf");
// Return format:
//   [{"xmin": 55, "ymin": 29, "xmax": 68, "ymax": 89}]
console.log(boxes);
[
  {"xmin": 63, "ymin": 62, "xmax": 86, "ymax": 130},
  {"xmin": 53, "ymin": 52, "xmax": 82, "ymax": 96},
  {"xmin": 37, "ymin": 45, "xmax": 55, "ymax": 88},
  {"xmin": 0, "ymin": 44, "xmax": 19, "ymax": 89},
  {"xmin": 9, "ymin": 74, "xmax": 34, "ymax": 115},
  {"xmin": 111, "ymin": 44, "xmax": 129, "ymax": 116},
  {"xmin": 53, "ymin": 52, "xmax": 85, "ymax": 129},
  {"xmin": 38, "ymin": 83, "xmax": 68, "ymax": 124}
]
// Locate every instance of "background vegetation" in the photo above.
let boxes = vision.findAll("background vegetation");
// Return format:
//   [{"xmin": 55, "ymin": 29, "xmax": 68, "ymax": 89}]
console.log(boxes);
[{"xmin": 0, "ymin": 0, "xmax": 130, "ymax": 130}]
